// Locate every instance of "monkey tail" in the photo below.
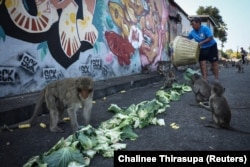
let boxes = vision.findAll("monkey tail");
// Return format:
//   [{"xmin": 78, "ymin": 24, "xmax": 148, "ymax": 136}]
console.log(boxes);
[
  {"xmin": 28, "ymin": 89, "xmax": 46, "ymax": 124},
  {"xmin": 189, "ymin": 103, "xmax": 199, "ymax": 107},
  {"xmin": 0, "ymin": 90, "xmax": 46, "ymax": 130},
  {"xmin": 189, "ymin": 102, "xmax": 211, "ymax": 111}
]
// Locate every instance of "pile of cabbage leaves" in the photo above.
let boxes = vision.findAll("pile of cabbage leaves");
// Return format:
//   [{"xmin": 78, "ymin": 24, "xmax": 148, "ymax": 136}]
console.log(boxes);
[{"xmin": 24, "ymin": 83, "xmax": 191, "ymax": 167}]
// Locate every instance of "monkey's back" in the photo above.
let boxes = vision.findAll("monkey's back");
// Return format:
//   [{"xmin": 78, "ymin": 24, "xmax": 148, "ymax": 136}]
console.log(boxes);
[
  {"xmin": 193, "ymin": 79, "xmax": 211, "ymax": 101},
  {"xmin": 210, "ymin": 95, "xmax": 231, "ymax": 128},
  {"xmin": 44, "ymin": 78, "xmax": 80, "ymax": 107}
]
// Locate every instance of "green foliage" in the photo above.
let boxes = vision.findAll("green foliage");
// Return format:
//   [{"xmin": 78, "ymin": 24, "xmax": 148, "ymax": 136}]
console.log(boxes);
[
  {"xmin": 108, "ymin": 104, "xmax": 125, "ymax": 114},
  {"xmin": 44, "ymin": 147, "xmax": 86, "ymax": 167},
  {"xmin": 183, "ymin": 68, "xmax": 201, "ymax": 81},
  {"xmin": 224, "ymin": 49, "xmax": 244, "ymax": 59},
  {"xmin": 220, "ymin": 50, "xmax": 228, "ymax": 59},
  {"xmin": 24, "ymin": 83, "xmax": 192, "ymax": 167},
  {"xmin": 121, "ymin": 125, "xmax": 138, "ymax": 141},
  {"xmin": 196, "ymin": 6, "xmax": 227, "ymax": 44},
  {"xmin": 225, "ymin": 49, "xmax": 233, "ymax": 56}
]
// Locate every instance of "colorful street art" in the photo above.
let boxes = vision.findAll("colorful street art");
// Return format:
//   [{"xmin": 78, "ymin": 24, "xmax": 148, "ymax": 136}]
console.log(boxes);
[
  {"xmin": 1, "ymin": 0, "xmax": 97, "ymax": 68},
  {"xmin": 0, "ymin": 0, "xmax": 182, "ymax": 98},
  {"xmin": 107, "ymin": 0, "xmax": 169, "ymax": 67}
]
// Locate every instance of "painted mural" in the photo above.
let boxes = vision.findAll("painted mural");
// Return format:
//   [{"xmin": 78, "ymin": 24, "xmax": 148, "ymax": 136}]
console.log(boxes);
[{"xmin": 0, "ymin": 0, "xmax": 179, "ymax": 98}]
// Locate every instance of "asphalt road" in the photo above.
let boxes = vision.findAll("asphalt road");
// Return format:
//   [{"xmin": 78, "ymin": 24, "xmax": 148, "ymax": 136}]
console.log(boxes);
[{"xmin": 1, "ymin": 63, "xmax": 250, "ymax": 167}]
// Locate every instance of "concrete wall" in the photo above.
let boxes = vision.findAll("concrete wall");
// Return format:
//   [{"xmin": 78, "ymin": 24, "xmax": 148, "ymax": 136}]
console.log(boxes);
[
  {"xmin": 178, "ymin": 12, "xmax": 192, "ymax": 37},
  {"xmin": 0, "ymin": 0, "xmax": 188, "ymax": 98}
]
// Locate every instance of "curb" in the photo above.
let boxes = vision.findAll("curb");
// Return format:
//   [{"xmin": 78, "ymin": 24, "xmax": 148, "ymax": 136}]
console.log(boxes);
[
  {"xmin": 93, "ymin": 72, "xmax": 163, "ymax": 99},
  {"xmin": 0, "ymin": 72, "xmax": 163, "ymax": 125}
]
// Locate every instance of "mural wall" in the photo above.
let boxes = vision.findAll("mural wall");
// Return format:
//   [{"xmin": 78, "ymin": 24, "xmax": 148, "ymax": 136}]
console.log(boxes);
[{"xmin": 0, "ymin": 0, "xmax": 183, "ymax": 98}]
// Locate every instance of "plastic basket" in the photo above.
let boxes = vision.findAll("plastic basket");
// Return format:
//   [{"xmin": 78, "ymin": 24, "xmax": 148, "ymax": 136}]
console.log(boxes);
[{"xmin": 172, "ymin": 36, "xmax": 200, "ymax": 67}]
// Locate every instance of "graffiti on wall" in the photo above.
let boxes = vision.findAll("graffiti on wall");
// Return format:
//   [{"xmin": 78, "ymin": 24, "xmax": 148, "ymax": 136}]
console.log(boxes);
[
  {"xmin": 43, "ymin": 68, "xmax": 57, "ymax": 81},
  {"xmin": 0, "ymin": 67, "xmax": 16, "ymax": 83},
  {"xmin": 105, "ymin": 0, "xmax": 169, "ymax": 67},
  {"xmin": 0, "ymin": 0, "xmax": 176, "ymax": 98},
  {"xmin": 0, "ymin": 0, "xmax": 97, "ymax": 68},
  {"xmin": 20, "ymin": 53, "xmax": 39, "ymax": 74}
]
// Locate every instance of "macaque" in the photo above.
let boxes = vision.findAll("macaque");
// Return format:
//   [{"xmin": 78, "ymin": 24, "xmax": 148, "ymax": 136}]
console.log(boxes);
[
  {"xmin": 1, "ymin": 77, "xmax": 94, "ymax": 133},
  {"xmin": 235, "ymin": 62, "xmax": 244, "ymax": 73},
  {"xmin": 199, "ymin": 82, "xmax": 250, "ymax": 134},
  {"xmin": 163, "ymin": 70, "xmax": 177, "ymax": 88},
  {"xmin": 190, "ymin": 73, "xmax": 211, "ymax": 103},
  {"xmin": 141, "ymin": 64, "xmax": 152, "ymax": 74},
  {"xmin": 157, "ymin": 61, "xmax": 171, "ymax": 76}
]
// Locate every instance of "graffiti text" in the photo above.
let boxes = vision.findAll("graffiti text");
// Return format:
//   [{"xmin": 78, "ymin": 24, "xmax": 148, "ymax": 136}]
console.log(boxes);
[
  {"xmin": 20, "ymin": 53, "xmax": 38, "ymax": 73},
  {"xmin": 91, "ymin": 58, "xmax": 102, "ymax": 70},
  {"xmin": 43, "ymin": 68, "xmax": 57, "ymax": 81},
  {"xmin": 0, "ymin": 67, "xmax": 16, "ymax": 83},
  {"xmin": 80, "ymin": 64, "xmax": 91, "ymax": 74}
]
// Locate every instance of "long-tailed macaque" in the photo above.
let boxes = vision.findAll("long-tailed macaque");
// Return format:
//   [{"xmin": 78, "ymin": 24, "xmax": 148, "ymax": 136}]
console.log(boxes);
[
  {"xmin": 190, "ymin": 73, "xmax": 211, "ymax": 103},
  {"xmin": 163, "ymin": 70, "xmax": 177, "ymax": 88},
  {"xmin": 199, "ymin": 82, "xmax": 250, "ymax": 134},
  {"xmin": 157, "ymin": 61, "xmax": 171, "ymax": 76},
  {"xmin": 235, "ymin": 62, "xmax": 244, "ymax": 73},
  {"xmin": 1, "ymin": 77, "xmax": 94, "ymax": 133}
]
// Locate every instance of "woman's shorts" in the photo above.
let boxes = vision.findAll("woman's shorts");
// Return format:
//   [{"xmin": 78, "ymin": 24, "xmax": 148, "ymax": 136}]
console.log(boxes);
[{"xmin": 199, "ymin": 43, "xmax": 218, "ymax": 63}]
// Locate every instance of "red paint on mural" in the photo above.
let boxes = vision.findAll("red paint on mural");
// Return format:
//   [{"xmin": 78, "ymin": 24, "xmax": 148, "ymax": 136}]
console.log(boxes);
[{"xmin": 105, "ymin": 31, "xmax": 135, "ymax": 66}]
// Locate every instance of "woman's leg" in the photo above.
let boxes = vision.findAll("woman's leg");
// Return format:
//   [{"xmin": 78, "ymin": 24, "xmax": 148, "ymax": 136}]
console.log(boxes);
[{"xmin": 199, "ymin": 60, "xmax": 207, "ymax": 80}]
